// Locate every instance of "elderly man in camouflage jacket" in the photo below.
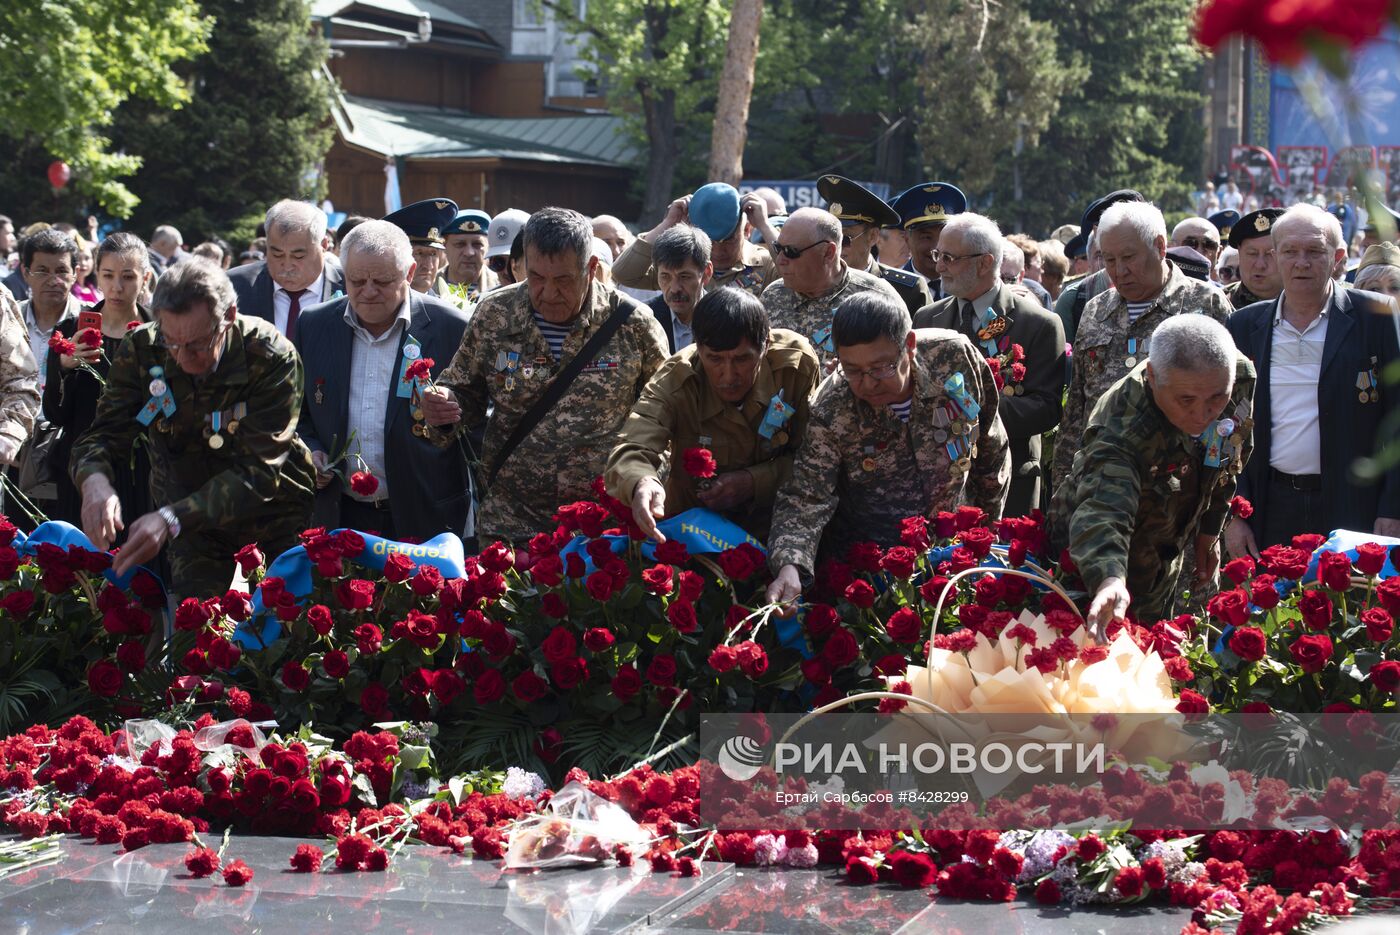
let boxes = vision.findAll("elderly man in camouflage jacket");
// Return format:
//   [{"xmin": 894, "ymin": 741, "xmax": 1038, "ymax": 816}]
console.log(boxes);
[
  {"xmin": 762, "ymin": 208, "xmax": 903, "ymax": 369},
  {"xmin": 73, "ymin": 258, "xmax": 316, "ymax": 598},
  {"xmin": 1053, "ymin": 201, "xmax": 1233, "ymax": 485},
  {"xmin": 420, "ymin": 207, "xmax": 669, "ymax": 543},
  {"xmin": 0, "ymin": 282, "xmax": 40, "ymax": 470},
  {"xmin": 766, "ymin": 292, "xmax": 1009, "ymax": 606},
  {"xmin": 1049, "ymin": 314, "xmax": 1255, "ymax": 632}
]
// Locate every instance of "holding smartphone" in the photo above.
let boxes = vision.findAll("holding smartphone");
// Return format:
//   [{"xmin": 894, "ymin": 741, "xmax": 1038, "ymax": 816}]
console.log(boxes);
[{"xmin": 78, "ymin": 310, "xmax": 103, "ymax": 335}]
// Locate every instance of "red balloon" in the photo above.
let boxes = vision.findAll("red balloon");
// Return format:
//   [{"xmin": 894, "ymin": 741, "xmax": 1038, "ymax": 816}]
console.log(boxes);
[{"xmin": 47, "ymin": 161, "xmax": 70, "ymax": 188}]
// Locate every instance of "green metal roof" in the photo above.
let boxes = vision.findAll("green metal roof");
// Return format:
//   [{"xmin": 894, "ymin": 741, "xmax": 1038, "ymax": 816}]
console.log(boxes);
[
  {"xmin": 335, "ymin": 94, "xmax": 639, "ymax": 168},
  {"xmin": 309, "ymin": 0, "xmax": 485, "ymax": 35}
]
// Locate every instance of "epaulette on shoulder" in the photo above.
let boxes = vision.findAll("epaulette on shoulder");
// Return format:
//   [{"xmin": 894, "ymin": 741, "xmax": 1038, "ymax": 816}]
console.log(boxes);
[{"xmin": 880, "ymin": 265, "xmax": 921, "ymax": 288}]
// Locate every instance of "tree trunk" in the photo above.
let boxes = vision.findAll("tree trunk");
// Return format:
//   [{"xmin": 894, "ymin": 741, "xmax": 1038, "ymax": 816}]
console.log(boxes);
[
  {"xmin": 641, "ymin": 85, "xmax": 679, "ymax": 222},
  {"xmin": 707, "ymin": 0, "xmax": 764, "ymax": 186}
]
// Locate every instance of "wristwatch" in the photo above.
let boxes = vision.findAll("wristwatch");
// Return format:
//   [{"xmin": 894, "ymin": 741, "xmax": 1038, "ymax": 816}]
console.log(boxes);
[{"xmin": 158, "ymin": 506, "xmax": 181, "ymax": 539}]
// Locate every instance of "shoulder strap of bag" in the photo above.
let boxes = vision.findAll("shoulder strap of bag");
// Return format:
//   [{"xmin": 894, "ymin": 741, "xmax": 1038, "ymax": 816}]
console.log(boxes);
[{"xmin": 487, "ymin": 301, "xmax": 635, "ymax": 486}]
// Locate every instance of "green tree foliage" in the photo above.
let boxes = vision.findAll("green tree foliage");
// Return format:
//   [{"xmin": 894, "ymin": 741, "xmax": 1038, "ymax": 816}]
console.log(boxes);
[
  {"xmin": 112, "ymin": 0, "xmax": 333, "ymax": 244},
  {"xmin": 0, "ymin": 0, "xmax": 211, "ymax": 218}
]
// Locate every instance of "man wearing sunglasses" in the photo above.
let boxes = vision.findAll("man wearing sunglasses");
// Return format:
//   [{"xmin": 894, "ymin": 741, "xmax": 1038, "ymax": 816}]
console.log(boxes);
[
  {"xmin": 72, "ymin": 258, "xmax": 316, "ymax": 598},
  {"xmin": 611, "ymin": 183, "xmax": 777, "ymax": 297},
  {"xmin": 1223, "ymin": 209, "xmax": 1283, "ymax": 310},
  {"xmin": 1170, "ymin": 217, "xmax": 1223, "ymax": 273},
  {"xmin": 817, "ymin": 174, "xmax": 930, "ymax": 315},
  {"xmin": 761, "ymin": 207, "xmax": 902, "ymax": 369},
  {"xmin": 765, "ymin": 292, "xmax": 1009, "ymax": 608}
]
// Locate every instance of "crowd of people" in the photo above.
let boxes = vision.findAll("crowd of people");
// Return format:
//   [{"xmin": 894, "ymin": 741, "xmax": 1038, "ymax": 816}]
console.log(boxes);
[{"xmin": 0, "ymin": 175, "xmax": 1396, "ymax": 630}]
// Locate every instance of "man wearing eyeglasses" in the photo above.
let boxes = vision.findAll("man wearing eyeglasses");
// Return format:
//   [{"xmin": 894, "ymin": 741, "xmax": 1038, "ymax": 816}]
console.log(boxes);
[
  {"xmin": 911, "ymin": 213, "xmax": 1066, "ymax": 518},
  {"xmin": 761, "ymin": 207, "xmax": 902, "ymax": 369},
  {"xmin": 72, "ymin": 258, "xmax": 316, "ymax": 598},
  {"xmin": 765, "ymin": 292, "xmax": 1009, "ymax": 607},
  {"xmin": 889, "ymin": 182, "xmax": 968, "ymax": 302},
  {"xmin": 817, "ymin": 174, "xmax": 931, "ymax": 315},
  {"xmin": 611, "ymin": 183, "xmax": 777, "ymax": 297},
  {"xmin": 1222, "ymin": 209, "xmax": 1284, "ymax": 310}
]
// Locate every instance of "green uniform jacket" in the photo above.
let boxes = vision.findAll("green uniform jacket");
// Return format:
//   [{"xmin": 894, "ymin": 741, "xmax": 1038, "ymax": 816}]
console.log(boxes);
[
  {"xmin": 768, "ymin": 329, "xmax": 1011, "ymax": 579},
  {"xmin": 1049, "ymin": 353, "xmax": 1256, "ymax": 621},
  {"xmin": 761, "ymin": 264, "xmax": 904, "ymax": 369},
  {"xmin": 432, "ymin": 281, "xmax": 669, "ymax": 543},
  {"xmin": 70, "ymin": 315, "xmax": 316, "ymax": 538},
  {"xmin": 604, "ymin": 329, "xmax": 821, "ymax": 540},
  {"xmin": 612, "ymin": 237, "xmax": 775, "ymax": 297}
]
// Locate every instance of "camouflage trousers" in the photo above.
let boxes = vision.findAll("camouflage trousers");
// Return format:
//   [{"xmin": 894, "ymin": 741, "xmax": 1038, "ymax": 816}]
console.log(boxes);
[{"xmin": 166, "ymin": 516, "xmax": 307, "ymax": 601}]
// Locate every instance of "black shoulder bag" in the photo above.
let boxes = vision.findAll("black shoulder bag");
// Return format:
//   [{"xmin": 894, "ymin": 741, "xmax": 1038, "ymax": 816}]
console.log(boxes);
[{"xmin": 486, "ymin": 303, "xmax": 635, "ymax": 486}]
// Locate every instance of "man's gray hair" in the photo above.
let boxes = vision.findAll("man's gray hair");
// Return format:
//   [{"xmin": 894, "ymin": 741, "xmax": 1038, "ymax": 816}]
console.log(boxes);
[
  {"xmin": 151, "ymin": 257, "xmax": 235, "ymax": 319},
  {"xmin": 151, "ymin": 225, "xmax": 182, "ymax": 248},
  {"xmin": 943, "ymin": 213, "xmax": 1004, "ymax": 264},
  {"xmin": 523, "ymin": 207, "xmax": 594, "ymax": 271},
  {"xmin": 1000, "ymin": 243, "xmax": 1024, "ymax": 277},
  {"xmin": 653, "ymin": 223, "xmax": 712, "ymax": 270},
  {"xmin": 1148, "ymin": 314, "xmax": 1236, "ymax": 383},
  {"xmin": 339, "ymin": 219, "xmax": 413, "ymax": 274},
  {"xmin": 265, "ymin": 199, "xmax": 328, "ymax": 243},
  {"xmin": 1099, "ymin": 201, "xmax": 1167, "ymax": 249},
  {"xmin": 1273, "ymin": 203, "xmax": 1344, "ymax": 252}
]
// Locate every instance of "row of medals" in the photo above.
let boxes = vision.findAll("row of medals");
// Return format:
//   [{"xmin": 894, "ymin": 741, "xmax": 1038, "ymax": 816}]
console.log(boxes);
[
  {"xmin": 148, "ymin": 374, "xmax": 240, "ymax": 450},
  {"xmin": 977, "ymin": 318, "xmax": 1026, "ymax": 398}
]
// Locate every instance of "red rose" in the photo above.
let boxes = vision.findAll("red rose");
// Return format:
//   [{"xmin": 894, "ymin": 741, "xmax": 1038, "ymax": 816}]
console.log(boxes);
[
  {"xmin": 410, "ymin": 565, "xmax": 443, "ymax": 597},
  {"xmin": 174, "ymin": 597, "xmax": 213, "ymax": 632},
  {"xmin": 1354, "ymin": 542, "xmax": 1390, "ymax": 577},
  {"xmin": 1381, "ymin": 577, "xmax": 1400, "ymax": 617},
  {"xmin": 611, "ymin": 664, "xmax": 642, "ymax": 700},
  {"xmin": 1175, "ymin": 689, "xmax": 1209, "ymax": 714},
  {"xmin": 1361, "ymin": 607, "xmax": 1394, "ymax": 643},
  {"xmin": 1297, "ymin": 589, "xmax": 1334, "ymax": 631},
  {"xmin": 115, "ymin": 640, "xmax": 147, "ymax": 673},
  {"xmin": 473, "ymin": 668, "xmax": 506, "ymax": 705},
  {"xmin": 653, "ymin": 539, "xmax": 690, "ymax": 565},
  {"xmin": 512, "ymin": 670, "xmax": 549, "ymax": 702},
  {"xmin": 804, "ymin": 603, "xmax": 840, "ymax": 638},
  {"xmin": 220, "ymin": 589, "xmax": 252, "ymax": 621},
  {"xmin": 821, "ymin": 628, "xmax": 859, "ymax": 667},
  {"xmin": 1221, "ymin": 556, "xmax": 1255, "ymax": 585},
  {"xmin": 885, "ymin": 607, "xmax": 922, "ymax": 643},
  {"xmin": 540, "ymin": 625, "xmax": 578, "ymax": 663},
  {"xmin": 1292, "ymin": 533, "xmax": 1326, "ymax": 552},
  {"xmin": 582, "ymin": 627, "xmax": 615, "ymax": 652},
  {"xmin": 1206, "ymin": 589, "xmax": 1250, "ymax": 628},
  {"xmin": 1227, "ymin": 625, "xmax": 1267, "ymax": 662},
  {"xmin": 958, "ymin": 527, "xmax": 994, "ymax": 559},
  {"xmin": 682, "ymin": 447, "xmax": 717, "ymax": 478},
  {"xmin": 1370, "ymin": 660, "xmax": 1400, "ymax": 694},
  {"xmin": 551, "ymin": 657, "xmax": 589, "ymax": 690},
  {"xmin": 1289, "ymin": 633, "xmax": 1334, "ymax": 674},
  {"xmin": 1, "ymin": 590, "xmax": 36, "ymax": 617},
  {"xmin": 1249, "ymin": 575, "xmax": 1281, "ymax": 610},
  {"xmin": 717, "ymin": 544, "xmax": 765, "ymax": 580},
  {"xmin": 880, "ymin": 546, "xmax": 919, "ymax": 579},
  {"xmin": 307, "ymin": 604, "xmax": 334, "ymax": 635},
  {"xmin": 641, "ymin": 564, "xmax": 673, "ymax": 595},
  {"xmin": 844, "ymin": 580, "xmax": 875, "ymax": 609},
  {"xmin": 900, "ymin": 516, "xmax": 931, "ymax": 550},
  {"xmin": 585, "ymin": 570, "xmax": 615, "ymax": 602},
  {"xmin": 1317, "ymin": 550, "xmax": 1353, "ymax": 592},
  {"xmin": 323, "ymin": 649, "xmax": 350, "ymax": 679},
  {"xmin": 233, "ymin": 543, "xmax": 264, "ymax": 575},
  {"xmin": 644, "ymin": 653, "xmax": 677, "ymax": 686},
  {"xmin": 678, "ymin": 570, "xmax": 704, "ymax": 602},
  {"xmin": 360, "ymin": 682, "xmax": 389, "ymax": 716},
  {"xmin": 335, "ymin": 578, "xmax": 376, "ymax": 610},
  {"xmin": 1260, "ymin": 545, "xmax": 1310, "ymax": 580},
  {"xmin": 667, "ymin": 600, "xmax": 698, "ymax": 633},
  {"xmin": 87, "ymin": 659, "xmax": 123, "ymax": 696},
  {"xmin": 382, "ymin": 552, "xmax": 414, "ymax": 583},
  {"xmin": 354, "ymin": 622, "xmax": 383, "ymax": 655},
  {"xmin": 431, "ymin": 669, "xmax": 465, "ymax": 705},
  {"xmin": 281, "ymin": 661, "xmax": 310, "ymax": 692}
]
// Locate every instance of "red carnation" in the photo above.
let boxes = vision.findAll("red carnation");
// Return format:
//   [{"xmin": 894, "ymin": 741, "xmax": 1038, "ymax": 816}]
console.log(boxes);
[
  {"xmin": 708, "ymin": 645, "xmax": 738, "ymax": 673},
  {"xmin": 48, "ymin": 330, "xmax": 76, "ymax": 357},
  {"xmin": 1229, "ymin": 495, "xmax": 1253, "ymax": 519},
  {"xmin": 406, "ymin": 357, "xmax": 435, "ymax": 382},
  {"xmin": 1114, "ymin": 865, "xmax": 1144, "ymax": 897},
  {"xmin": 222, "ymin": 859, "xmax": 254, "ymax": 886},
  {"xmin": 681, "ymin": 447, "xmax": 717, "ymax": 478},
  {"xmin": 289, "ymin": 844, "xmax": 323, "ymax": 873},
  {"xmin": 76, "ymin": 326, "xmax": 101, "ymax": 348},
  {"xmin": 349, "ymin": 471, "xmax": 379, "ymax": 497},
  {"xmin": 888, "ymin": 850, "xmax": 938, "ymax": 888},
  {"xmin": 184, "ymin": 847, "xmax": 220, "ymax": 878}
]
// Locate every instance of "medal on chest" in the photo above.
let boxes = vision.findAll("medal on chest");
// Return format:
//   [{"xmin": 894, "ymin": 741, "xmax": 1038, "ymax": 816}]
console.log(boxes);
[
  {"xmin": 204, "ymin": 402, "xmax": 247, "ymax": 450},
  {"xmin": 136, "ymin": 366, "xmax": 177, "ymax": 427},
  {"xmin": 942, "ymin": 372, "xmax": 981, "ymax": 474},
  {"xmin": 396, "ymin": 335, "xmax": 424, "ymax": 399},
  {"xmin": 757, "ymin": 389, "xmax": 795, "ymax": 443},
  {"xmin": 811, "ymin": 324, "xmax": 834, "ymax": 354}
]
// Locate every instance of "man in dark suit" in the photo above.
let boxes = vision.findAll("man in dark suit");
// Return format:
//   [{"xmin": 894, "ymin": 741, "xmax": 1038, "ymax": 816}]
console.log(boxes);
[
  {"xmin": 913, "ymin": 212, "xmax": 1066, "ymax": 517},
  {"xmin": 226, "ymin": 200, "xmax": 344, "ymax": 339},
  {"xmin": 294, "ymin": 219, "xmax": 472, "ymax": 541},
  {"xmin": 646, "ymin": 223, "xmax": 713, "ymax": 354},
  {"xmin": 1224, "ymin": 204, "xmax": 1400, "ymax": 557}
]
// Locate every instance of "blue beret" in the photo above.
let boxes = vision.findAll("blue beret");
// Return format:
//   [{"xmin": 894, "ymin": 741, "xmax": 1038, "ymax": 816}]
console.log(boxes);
[
  {"xmin": 383, "ymin": 198, "xmax": 458, "ymax": 246},
  {"xmin": 1208, "ymin": 209, "xmax": 1240, "ymax": 238},
  {"xmin": 444, "ymin": 209, "xmax": 490, "ymax": 237},
  {"xmin": 890, "ymin": 182, "xmax": 966, "ymax": 229},
  {"xmin": 689, "ymin": 183, "xmax": 742, "ymax": 241}
]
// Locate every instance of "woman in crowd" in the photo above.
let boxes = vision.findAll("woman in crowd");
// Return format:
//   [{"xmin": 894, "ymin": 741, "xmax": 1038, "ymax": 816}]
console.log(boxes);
[
  {"xmin": 70, "ymin": 237, "xmax": 101, "ymax": 305},
  {"xmin": 43, "ymin": 232, "xmax": 153, "ymax": 531}
]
